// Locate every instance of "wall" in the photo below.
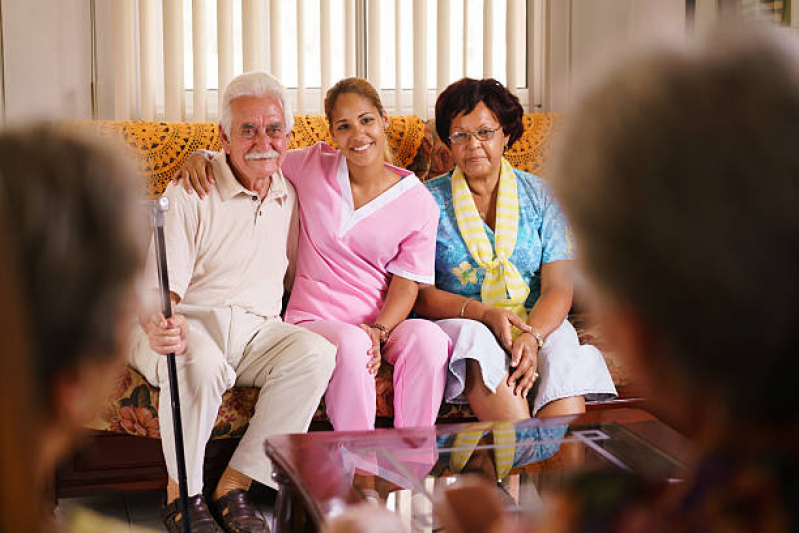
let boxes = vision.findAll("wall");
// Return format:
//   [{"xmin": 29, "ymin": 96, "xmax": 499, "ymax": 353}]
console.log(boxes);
[
  {"xmin": 545, "ymin": 0, "xmax": 691, "ymax": 112},
  {"xmin": 0, "ymin": 0, "xmax": 93, "ymax": 124}
]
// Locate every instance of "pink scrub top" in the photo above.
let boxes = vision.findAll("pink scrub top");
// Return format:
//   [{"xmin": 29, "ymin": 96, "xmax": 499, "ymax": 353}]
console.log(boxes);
[{"xmin": 282, "ymin": 142, "xmax": 440, "ymax": 326}]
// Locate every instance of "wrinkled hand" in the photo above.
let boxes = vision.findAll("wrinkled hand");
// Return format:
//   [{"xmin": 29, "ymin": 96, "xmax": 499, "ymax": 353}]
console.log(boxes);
[
  {"xmin": 141, "ymin": 312, "xmax": 189, "ymax": 355},
  {"xmin": 508, "ymin": 333, "xmax": 539, "ymax": 398},
  {"xmin": 480, "ymin": 307, "xmax": 531, "ymax": 351},
  {"xmin": 171, "ymin": 152, "xmax": 216, "ymax": 198},
  {"xmin": 359, "ymin": 324, "xmax": 382, "ymax": 376}
]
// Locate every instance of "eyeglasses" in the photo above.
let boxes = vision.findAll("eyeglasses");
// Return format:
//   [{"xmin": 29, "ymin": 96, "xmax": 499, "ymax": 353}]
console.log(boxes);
[
  {"xmin": 449, "ymin": 127, "xmax": 501, "ymax": 146},
  {"xmin": 237, "ymin": 124, "xmax": 286, "ymax": 140}
]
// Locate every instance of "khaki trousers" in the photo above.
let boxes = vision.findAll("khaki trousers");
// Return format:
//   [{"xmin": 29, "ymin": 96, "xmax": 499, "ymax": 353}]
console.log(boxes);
[{"xmin": 129, "ymin": 304, "xmax": 336, "ymax": 494}]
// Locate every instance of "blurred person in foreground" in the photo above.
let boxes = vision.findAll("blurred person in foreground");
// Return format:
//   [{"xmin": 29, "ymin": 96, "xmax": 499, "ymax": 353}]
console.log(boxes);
[
  {"xmin": 0, "ymin": 127, "xmax": 150, "ymax": 531},
  {"xmin": 544, "ymin": 26, "xmax": 799, "ymax": 531}
]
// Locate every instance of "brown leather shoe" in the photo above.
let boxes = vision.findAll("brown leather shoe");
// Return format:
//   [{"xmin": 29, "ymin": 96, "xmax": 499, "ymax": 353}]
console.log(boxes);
[
  {"xmin": 162, "ymin": 494, "xmax": 222, "ymax": 533},
  {"xmin": 210, "ymin": 489, "xmax": 269, "ymax": 533}
]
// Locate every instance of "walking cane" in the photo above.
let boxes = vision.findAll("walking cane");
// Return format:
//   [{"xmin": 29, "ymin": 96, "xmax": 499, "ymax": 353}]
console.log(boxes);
[{"xmin": 151, "ymin": 196, "xmax": 191, "ymax": 533}]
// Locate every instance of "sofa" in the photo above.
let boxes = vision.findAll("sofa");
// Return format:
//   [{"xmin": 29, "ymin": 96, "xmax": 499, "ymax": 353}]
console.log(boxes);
[{"xmin": 54, "ymin": 114, "xmax": 637, "ymax": 499}]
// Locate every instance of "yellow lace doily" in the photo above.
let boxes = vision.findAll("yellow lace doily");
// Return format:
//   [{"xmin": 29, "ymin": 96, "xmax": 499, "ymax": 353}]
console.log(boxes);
[{"xmin": 504, "ymin": 113, "xmax": 559, "ymax": 177}]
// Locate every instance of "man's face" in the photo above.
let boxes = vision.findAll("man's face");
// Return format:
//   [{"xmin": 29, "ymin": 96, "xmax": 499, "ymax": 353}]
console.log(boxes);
[{"xmin": 220, "ymin": 95, "xmax": 290, "ymax": 185}]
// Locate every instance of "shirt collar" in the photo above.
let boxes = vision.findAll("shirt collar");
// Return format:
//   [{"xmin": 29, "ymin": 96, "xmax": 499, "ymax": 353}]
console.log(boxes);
[{"xmin": 212, "ymin": 152, "xmax": 288, "ymax": 204}]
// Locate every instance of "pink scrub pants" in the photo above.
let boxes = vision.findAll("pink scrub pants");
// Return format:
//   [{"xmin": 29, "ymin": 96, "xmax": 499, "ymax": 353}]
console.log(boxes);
[{"xmin": 300, "ymin": 319, "xmax": 450, "ymax": 430}]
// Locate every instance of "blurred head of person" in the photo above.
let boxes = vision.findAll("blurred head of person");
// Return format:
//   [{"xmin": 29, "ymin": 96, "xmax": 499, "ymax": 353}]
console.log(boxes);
[
  {"xmin": 0, "ymin": 206, "xmax": 40, "ymax": 531},
  {"xmin": 0, "ymin": 126, "xmax": 146, "ymax": 480},
  {"xmin": 553, "ymin": 27, "xmax": 799, "ymax": 440}
]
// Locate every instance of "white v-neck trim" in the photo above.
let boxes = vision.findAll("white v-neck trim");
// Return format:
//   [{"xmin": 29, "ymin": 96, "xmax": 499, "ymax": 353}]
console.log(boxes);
[{"xmin": 336, "ymin": 155, "xmax": 420, "ymax": 236}]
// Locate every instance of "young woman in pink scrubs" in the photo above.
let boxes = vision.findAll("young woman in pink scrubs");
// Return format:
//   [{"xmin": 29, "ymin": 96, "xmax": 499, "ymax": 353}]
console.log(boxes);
[{"xmin": 179, "ymin": 77, "xmax": 450, "ymax": 431}]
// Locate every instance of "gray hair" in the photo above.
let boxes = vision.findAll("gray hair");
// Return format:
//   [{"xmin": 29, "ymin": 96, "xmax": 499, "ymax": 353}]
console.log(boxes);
[
  {"xmin": 553, "ymin": 27, "xmax": 799, "ymax": 424},
  {"xmin": 219, "ymin": 71, "xmax": 294, "ymax": 135}
]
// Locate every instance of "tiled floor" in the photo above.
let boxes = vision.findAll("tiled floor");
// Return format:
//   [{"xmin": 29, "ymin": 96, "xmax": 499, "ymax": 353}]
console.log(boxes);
[{"xmin": 57, "ymin": 486, "xmax": 277, "ymax": 532}]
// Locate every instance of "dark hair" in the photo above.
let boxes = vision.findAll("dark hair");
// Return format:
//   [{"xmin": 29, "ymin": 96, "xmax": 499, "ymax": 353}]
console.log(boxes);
[
  {"xmin": 324, "ymin": 77, "xmax": 387, "ymax": 124},
  {"xmin": 324, "ymin": 77, "xmax": 394, "ymax": 163},
  {"xmin": 434, "ymin": 78, "xmax": 524, "ymax": 148},
  {"xmin": 553, "ymin": 29, "xmax": 799, "ymax": 425},
  {"xmin": 0, "ymin": 127, "xmax": 146, "ymax": 405}
]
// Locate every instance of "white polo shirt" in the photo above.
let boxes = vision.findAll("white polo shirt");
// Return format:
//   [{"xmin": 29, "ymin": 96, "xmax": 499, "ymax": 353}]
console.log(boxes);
[{"xmin": 147, "ymin": 153, "xmax": 298, "ymax": 319}]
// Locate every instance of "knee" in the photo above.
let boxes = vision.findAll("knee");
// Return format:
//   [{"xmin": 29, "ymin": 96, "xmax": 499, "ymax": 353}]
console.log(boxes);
[
  {"xmin": 394, "ymin": 320, "xmax": 450, "ymax": 366},
  {"xmin": 332, "ymin": 328, "xmax": 373, "ymax": 373},
  {"xmin": 292, "ymin": 331, "xmax": 337, "ymax": 384},
  {"xmin": 179, "ymin": 351, "xmax": 232, "ymax": 396}
]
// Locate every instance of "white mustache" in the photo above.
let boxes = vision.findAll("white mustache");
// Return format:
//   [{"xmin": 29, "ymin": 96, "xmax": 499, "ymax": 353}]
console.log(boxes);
[{"xmin": 244, "ymin": 150, "xmax": 279, "ymax": 161}]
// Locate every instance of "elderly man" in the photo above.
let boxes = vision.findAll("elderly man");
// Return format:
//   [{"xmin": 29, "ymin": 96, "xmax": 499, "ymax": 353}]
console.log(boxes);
[{"xmin": 130, "ymin": 72, "xmax": 336, "ymax": 533}]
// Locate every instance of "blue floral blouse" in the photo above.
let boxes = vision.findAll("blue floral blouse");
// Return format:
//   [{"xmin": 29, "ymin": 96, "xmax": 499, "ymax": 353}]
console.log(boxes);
[{"xmin": 425, "ymin": 168, "xmax": 573, "ymax": 309}]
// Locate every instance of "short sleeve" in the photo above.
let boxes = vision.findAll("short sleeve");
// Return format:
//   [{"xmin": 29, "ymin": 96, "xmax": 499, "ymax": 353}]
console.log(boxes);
[
  {"xmin": 539, "ymin": 185, "xmax": 574, "ymax": 264},
  {"xmin": 279, "ymin": 148, "xmax": 308, "ymax": 185},
  {"xmin": 386, "ymin": 192, "xmax": 439, "ymax": 285}
]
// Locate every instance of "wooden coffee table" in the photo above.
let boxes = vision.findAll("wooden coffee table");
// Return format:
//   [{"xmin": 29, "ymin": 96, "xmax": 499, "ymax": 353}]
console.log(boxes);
[{"xmin": 264, "ymin": 408, "xmax": 694, "ymax": 532}]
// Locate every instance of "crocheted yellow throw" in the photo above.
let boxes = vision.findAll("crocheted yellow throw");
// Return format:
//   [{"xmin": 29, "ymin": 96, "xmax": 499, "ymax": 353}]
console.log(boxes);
[{"xmin": 452, "ymin": 158, "xmax": 530, "ymax": 324}]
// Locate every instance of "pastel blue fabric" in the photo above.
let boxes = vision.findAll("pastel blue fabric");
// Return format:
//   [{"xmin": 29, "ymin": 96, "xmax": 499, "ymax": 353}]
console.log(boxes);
[
  {"xmin": 425, "ymin": 168, "xmax": 573, "ymax": 306},
  {"xmin": 435, "ymin": 424, "xmax": 569, "ymax": 471},
  {"xmin": 426, "ymin": 168, "xmax": 617, "ymax": 413}
]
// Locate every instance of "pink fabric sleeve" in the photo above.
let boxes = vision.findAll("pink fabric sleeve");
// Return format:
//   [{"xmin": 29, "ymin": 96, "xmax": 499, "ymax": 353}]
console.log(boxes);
[
  {"xmin": 283, "ymin": 192, "xmax": 299, "ymax": 291},
  {"xmin": 280, "ymin": 146, "xmax": 316, "ymax": 185},
  {"xmin": 385, "ymin": 193, "xmax": 439, "ymax": 285}
]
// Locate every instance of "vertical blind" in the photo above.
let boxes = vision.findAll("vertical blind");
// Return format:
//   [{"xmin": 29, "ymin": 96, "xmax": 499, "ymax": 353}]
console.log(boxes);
[{"xmin": 111, "ymin": 0, "xmax": 545, "ymax": 121}]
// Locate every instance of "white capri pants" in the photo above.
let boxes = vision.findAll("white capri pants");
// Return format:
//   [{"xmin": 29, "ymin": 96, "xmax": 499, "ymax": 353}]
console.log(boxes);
[{"xmin": 436, "ymin": 318, "xmax": 617, "ymax": 415}]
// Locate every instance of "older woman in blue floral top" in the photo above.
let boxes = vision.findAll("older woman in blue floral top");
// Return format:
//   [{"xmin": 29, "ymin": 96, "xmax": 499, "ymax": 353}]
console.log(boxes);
[{"xmin": 415, "ymin": 78, "xmax": 615, "ymax": 420}]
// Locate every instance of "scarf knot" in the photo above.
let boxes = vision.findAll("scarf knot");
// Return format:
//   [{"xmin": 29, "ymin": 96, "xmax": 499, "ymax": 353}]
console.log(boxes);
[{"xmin": 452, "ymin": 159, "xmax": 530, "ymax": 327}]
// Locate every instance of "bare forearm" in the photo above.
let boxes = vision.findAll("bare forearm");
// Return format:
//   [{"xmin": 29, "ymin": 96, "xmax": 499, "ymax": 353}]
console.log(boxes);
[
  {"xmin": 375, "ymin": 276, "xmax": 419, "ymax": 331},
  {"xmin": 527, "ymin": 286, "xmax": 571, "ymax": 338},
  {"xmin": 414, "ymin": 286, "xmax": 490, "ymax": 322}
]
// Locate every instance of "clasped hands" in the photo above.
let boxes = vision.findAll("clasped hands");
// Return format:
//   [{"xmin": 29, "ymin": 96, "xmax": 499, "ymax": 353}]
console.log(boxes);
[{"xmin": 480, "ymin": 307, "xmax": 540, "ymax": 399}]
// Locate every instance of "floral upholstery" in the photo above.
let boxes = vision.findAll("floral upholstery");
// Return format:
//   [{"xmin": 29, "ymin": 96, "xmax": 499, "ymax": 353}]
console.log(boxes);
[
  {"xmin": 80, "ymin": 114, "xmax": 626, "ymax": 440},
  {"xmin": 88, "ymin": 312, "xmax": 624, "ymax": 440}
]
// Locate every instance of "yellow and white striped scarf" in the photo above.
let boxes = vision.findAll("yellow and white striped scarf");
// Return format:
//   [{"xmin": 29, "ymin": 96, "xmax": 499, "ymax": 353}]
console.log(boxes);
[
  {"xmin": 450, "ymin": 423, "xmax": 517, "ymax": 480},
  {"xmin": 452, "ymin": 158, "xmax": 530, "ymax": 326}
]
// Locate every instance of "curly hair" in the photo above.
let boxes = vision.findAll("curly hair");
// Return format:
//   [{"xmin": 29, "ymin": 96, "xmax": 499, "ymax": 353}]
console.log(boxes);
[{"xmin": 434, "ymin": 78, "xmax": 524, "ymax": 149}]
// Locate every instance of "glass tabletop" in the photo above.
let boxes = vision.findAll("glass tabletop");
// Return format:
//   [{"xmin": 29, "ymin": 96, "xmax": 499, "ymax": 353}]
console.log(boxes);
[{"xmin": 265, "ymin": 409, "xmax": 694, "ymax": 531}]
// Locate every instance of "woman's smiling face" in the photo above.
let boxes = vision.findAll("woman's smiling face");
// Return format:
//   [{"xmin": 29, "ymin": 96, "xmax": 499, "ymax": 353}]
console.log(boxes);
[{"xmin": 329, "ymin": 92, "xmax": 388, "ymax": 169}]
